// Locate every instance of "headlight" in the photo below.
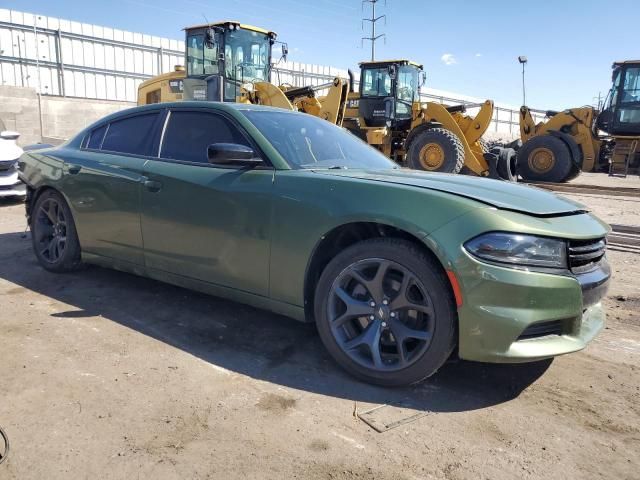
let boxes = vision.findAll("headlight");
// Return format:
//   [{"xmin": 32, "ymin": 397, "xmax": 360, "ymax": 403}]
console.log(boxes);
[{"xmin": 464, "ymin": 233, "xmax": 567, "ymax": 269}]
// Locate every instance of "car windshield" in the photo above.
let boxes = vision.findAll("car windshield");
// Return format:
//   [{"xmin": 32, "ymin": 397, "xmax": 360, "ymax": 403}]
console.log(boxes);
[{"xmin": 241, "ymin": 110, "xmax": 398, "ymax": 170}]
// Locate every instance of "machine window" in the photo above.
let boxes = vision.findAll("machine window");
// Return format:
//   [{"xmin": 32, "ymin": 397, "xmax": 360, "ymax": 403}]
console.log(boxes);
[
  {"xmin": 160, "ymin": 111, "xmax": 250, "ymax": 163},
  {"xmin": 187, "ymin": 33, "xmax": 218, "ymax": 76},
  {"xmin": 396, "ymin": 66, "xmax": 419, "ymax": 117},
  {"xmin": 101, "ymin": 113, "xmax": 160, "ymax": 156},
  {"xmin": 621, "ymin": 67, "xmax": 640, "ymax": 104},
  {"xmin": 362, "ymin": 67, "xmax": 392, "ymax": 97}
]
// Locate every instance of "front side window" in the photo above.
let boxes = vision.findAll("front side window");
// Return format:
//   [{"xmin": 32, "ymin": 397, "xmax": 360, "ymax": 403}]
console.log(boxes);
[
  {"xmin": 160, "ymin": 110, "xmax": 249, "ymax": 163},
  {"xmin": 242, "ymin": 110, "xmax": 397, "ymax": 170},
  {"xmin": 101, "ymin": 113, "xmax": 160, "ymax": 156},
  {"xmin": 186, "ymin": 33, "xmax": 218, "ymax": 77},
  {"xmin": 361, "ymin": 67, "xmax": 392, "ymax": 97}
]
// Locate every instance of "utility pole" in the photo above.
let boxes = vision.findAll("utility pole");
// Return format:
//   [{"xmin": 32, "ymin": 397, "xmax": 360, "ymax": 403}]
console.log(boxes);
[
  {"xmin": 362, "ymin": 0, "xmax": 386, "ymax": 62},
  {"xmin": 518, "ymin": 56, "xmax": 528, "ymax": 106}
]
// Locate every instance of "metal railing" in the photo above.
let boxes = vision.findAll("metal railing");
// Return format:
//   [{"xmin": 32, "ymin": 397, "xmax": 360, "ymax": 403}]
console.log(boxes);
[{"xmin": 0, "ymin": 11, "xmax": 545, "ymax": 136}]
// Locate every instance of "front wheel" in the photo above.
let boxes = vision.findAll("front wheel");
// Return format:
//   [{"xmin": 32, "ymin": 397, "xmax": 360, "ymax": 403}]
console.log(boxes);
[
  {"xmin": 406, "ymin": 128, "xmax": 465, "ymax": 173},
  {"xmin": 314, "ymin": 238, "xmax": 457, "ymax": 386},
  {"xmin": 30, "ymin": 189, "xmax": 83, "ymax": 272}
]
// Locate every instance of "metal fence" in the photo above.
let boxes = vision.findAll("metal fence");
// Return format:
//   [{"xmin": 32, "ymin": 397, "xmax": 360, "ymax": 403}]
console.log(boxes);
[{"xmin": 1, "ymin": 8, "xmax": 545, "ymax": 137}]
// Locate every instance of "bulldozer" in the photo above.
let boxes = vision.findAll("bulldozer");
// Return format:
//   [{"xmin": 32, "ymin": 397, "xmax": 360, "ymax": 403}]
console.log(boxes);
[
  {"xmin": 137, "ymin": 21, "xmax": 349, "ymax": 125},
  {"xmin": 342, "ymin": 60, "xmax": 514, "ymax": 179},
  {"xmin": 517, "ymin": 60, "xmax": 640, "ymax": 182}
]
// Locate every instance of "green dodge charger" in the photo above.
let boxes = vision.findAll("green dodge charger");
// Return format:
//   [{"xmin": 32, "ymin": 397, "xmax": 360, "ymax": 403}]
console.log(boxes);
[{"xmin": 19, "ymin": 102, "xmax": 610, "ymax": 386}]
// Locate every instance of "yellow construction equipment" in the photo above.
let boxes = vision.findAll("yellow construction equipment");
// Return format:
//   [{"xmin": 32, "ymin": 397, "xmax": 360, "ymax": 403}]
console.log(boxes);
[
  {"xmin": 517, "ymin": 60, "xmax": 640, "ymax": 182},
  {"xmin": 342, "ymin": 60, "xmax": 513, "ymax": 179},
  {"xmin": 137, "ymin": 21, "xmax": 348, "ymax": 125}
]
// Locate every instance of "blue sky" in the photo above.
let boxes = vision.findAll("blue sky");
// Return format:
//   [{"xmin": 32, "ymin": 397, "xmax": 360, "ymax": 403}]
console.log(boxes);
[{"xmin": 4, "ymin": 0, "xmax": 636, "ymax": 109}]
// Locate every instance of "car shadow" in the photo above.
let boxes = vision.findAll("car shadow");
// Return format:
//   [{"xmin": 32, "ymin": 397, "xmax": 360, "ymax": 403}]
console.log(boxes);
[
  {"xmin": 0, "ymin": 230, "xmax": 552, "ymax": 413},
  {"xmin": 0, "ymin": 197, "xmax": 25, "ymax": 208}
]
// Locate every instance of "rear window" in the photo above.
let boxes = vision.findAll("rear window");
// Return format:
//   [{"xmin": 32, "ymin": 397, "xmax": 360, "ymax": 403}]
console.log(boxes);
[
  {"xmin": 101, "ymin": 113, "xmax": 160, "ymax": 156},
  {"xmin": 160, "ymin": 110, "xmax": 249, "ymax": 163},
  {"xmin": 87, "ymin": 124, "xmax": 107, "ymax": 150}
]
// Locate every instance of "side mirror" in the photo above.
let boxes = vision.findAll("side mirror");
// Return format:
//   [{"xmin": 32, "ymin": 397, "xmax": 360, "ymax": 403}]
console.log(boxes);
[
  {"xmin": 281, "ymin": 43, "xmax": 289, "ymax": 63},
  {"xmin": 207, "ymin": 143, "xmax": 262, "ymax": 167},
  {"xmin": 420, "ymin": 71, "xmax": 426, "ymax": 87},
  {"xmin": 0, "ymin": 130, "xmax": 20, "ymax": 141}
]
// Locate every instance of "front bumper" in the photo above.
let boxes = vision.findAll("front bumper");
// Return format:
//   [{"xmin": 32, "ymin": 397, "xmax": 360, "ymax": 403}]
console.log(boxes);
[
  {"xmin": 0, "ymin": 167, "xmax": 26, "ymax": 197},
  {"xmin": 455, "ymin": 251, "xmax": 609, "ymax": 363}
]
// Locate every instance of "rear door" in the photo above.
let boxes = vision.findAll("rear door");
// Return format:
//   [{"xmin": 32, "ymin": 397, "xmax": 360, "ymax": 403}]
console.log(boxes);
[
  {"xmin": 61, "ymin": 111, "xmax": 163, "ymax": 266},
  {"xmin": 140, "ymin": 108, "xmax": 273, "ymax": 296}
]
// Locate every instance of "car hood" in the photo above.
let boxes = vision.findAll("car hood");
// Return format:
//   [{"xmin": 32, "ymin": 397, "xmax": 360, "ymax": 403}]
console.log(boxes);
[{"xmin": 316, "ymin": 169, "xmax": 587, "ymax": 216}]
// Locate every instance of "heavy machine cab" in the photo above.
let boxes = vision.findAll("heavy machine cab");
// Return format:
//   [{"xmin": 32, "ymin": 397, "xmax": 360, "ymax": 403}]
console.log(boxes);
[
  {"xmin": 183, "ymin": 21, "xmax": 278, "ymax": 102},
  {"xmin": 597, "ymin": 60, "xmax": 640, "ymax": 136},
  {"xmin": 358, "ymin": 60, "xmax": 424, "ymax": 129}
]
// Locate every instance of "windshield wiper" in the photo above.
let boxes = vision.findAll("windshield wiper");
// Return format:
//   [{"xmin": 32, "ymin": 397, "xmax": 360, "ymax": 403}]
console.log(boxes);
[{"xmin": 299, "ymin": 164, "xmax": 348, "ymax": 169}]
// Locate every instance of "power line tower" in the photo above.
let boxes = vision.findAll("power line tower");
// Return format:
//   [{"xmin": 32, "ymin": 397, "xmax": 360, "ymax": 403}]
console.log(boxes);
[{"xmin": 361, "ymin": 0, "xmax": 386, "ymax": 61}]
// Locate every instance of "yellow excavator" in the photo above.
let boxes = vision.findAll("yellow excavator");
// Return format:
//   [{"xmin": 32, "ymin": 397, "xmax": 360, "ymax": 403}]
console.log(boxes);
[
  {"xmin": 517, "ymin": 60, "xmax": 640, "ymax": 182},
  {"xmin": 342, "ymin": 60, "xmax": 515, "ymax": 179},
  {"xmin": 137, "ymin": 21, "xmax": 349, "ymax": 125}
]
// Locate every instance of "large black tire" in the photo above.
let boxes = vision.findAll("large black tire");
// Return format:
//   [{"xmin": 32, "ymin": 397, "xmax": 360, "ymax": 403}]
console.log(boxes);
[
  {"xmin": 517, "ymin": 135, "xmax": 574, "ymax": 182},
  {"xmin": 407, "ymin": 128, "xmax": 465, "ymax": 173},
  {"xmin": 314, "ymin": 238, "xmax": 457, "ymax": 387},
  {"xmin": 30, "ymin": 189, "xmax": 83, "ymax": 272},
  {"xmin": 496, "ymin": 147, "xmax": 518, "ymax": 182}
]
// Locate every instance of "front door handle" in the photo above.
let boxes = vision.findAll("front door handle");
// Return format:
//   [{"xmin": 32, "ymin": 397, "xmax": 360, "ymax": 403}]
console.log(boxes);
[
  {"xmin": 68, "ymin": 164, "xmax": 82, "ymax": 175},
  {"xmin": 143, "ymin": 180, "xmax": 162, "ymax": 192}
]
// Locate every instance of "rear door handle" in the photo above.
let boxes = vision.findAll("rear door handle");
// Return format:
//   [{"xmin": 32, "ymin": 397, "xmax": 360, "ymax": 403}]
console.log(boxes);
[
  {"xmin": 143, "ymin": 180, "xmax": 162, "ymax": 192},
  {"xmin": 68, "ymin": 164, "xmax": 81, "ymax": 175}
]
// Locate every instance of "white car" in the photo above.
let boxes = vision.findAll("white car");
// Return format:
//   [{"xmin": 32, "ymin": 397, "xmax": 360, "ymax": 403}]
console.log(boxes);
[{"xmin": 0, "ymin": 119, "xmax": 26, "ymax": 198}]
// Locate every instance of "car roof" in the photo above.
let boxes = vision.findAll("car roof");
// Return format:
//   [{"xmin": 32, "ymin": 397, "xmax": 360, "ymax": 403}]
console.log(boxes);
[{"xmin": 81, "ymin": 101, "xmax": 301, "ymax": 135}]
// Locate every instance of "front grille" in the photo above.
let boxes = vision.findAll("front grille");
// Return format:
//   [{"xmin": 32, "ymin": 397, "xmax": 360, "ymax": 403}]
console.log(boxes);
[
  {"xmin": 518, "ymin": 320, "xmax": 564, "ymax": 340},
  {"xmin": 568, "ymin": 238, "xmax": 606, "ymax": 273}
]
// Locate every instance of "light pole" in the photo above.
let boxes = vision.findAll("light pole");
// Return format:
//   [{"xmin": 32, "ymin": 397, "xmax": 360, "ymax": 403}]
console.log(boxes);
[{"xmin": 518, "ymin": 56, "xmax": 528, "ymax": 106}]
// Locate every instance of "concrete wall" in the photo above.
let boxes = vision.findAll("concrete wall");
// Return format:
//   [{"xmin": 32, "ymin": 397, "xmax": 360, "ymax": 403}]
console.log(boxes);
[{"xmin": 0, "ymin": 85, "xmax": 134, "ymax": 146}]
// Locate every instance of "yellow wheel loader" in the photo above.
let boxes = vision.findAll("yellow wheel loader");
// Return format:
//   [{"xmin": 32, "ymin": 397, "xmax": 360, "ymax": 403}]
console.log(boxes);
[
  {"xmin": 342, "ymin": 60, "xmax": 514, "ymax": 179},
  {"xmin": 517, "ymin": 60, "xmax": 640, "ymax": 182},
  {"xmin": 137, "ymin": 21, "xmax": 348, "ymax": 125}
]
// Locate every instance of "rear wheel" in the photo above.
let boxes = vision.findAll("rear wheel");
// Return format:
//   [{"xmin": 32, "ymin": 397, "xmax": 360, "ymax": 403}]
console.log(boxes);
[
  {"xmin": 314, "ymin": 238, "xmax": 457, "ymax": 386},
  {"xmin": 517, "ymin": 135, "xmax": 574, "ymax": 182},
  {"xmin": 407, "ymin": 128, "xmax": 465, "ymax": 173},
  {"xmin": 30, "ymin": 190, "xmax": 83, "ymax": 272}
]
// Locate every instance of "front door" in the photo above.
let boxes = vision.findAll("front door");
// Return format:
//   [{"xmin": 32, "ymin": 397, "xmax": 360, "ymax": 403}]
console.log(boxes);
[{"xmin": 140, "ymin": 109, "xmax": 273, "ymax": 296}]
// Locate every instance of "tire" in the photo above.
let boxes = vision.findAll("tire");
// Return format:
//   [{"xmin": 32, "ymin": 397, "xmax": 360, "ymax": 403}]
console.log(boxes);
[
  {"xmin": 314, "ymin": 238, "xmax": 457, "ymax": 387},
  {"xmin": 407, "ymin": 128, "xmax": 465, "ymax": 173},
  {"xmin": 30, "ymin": 189, "xmax": 83, "ymax": 272},
  {"xmin": 517, "ymin": 135, "xmax": 574, "ymax": 182},
  {"xmin": 496, "ymin": 147, "xmax": 518, "ymax": 182}
]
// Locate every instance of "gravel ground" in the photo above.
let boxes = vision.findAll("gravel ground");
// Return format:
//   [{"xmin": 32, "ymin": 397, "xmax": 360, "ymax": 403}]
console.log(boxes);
[{"xmin": 0, "ymin": 186, "xmax": 638, "ymax": 480}]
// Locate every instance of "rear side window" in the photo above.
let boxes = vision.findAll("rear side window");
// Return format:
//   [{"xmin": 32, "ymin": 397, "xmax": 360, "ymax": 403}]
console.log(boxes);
[
  {"xmin": 101, "ymin": 112, "xmax": 160, "ymax": 156},
  {"xmin": 160, "ymin": 110, "xmax": 249, "ymax": 163},
  {"xmin": 87, "ymin": 124, "xmax": 107, "ymax": 150}
]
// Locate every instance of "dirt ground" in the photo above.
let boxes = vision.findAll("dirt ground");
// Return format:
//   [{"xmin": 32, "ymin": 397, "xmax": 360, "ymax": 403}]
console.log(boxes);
[{"xmin": 0, "ymin": 181, "xmax": 639, "ymax": 480}]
